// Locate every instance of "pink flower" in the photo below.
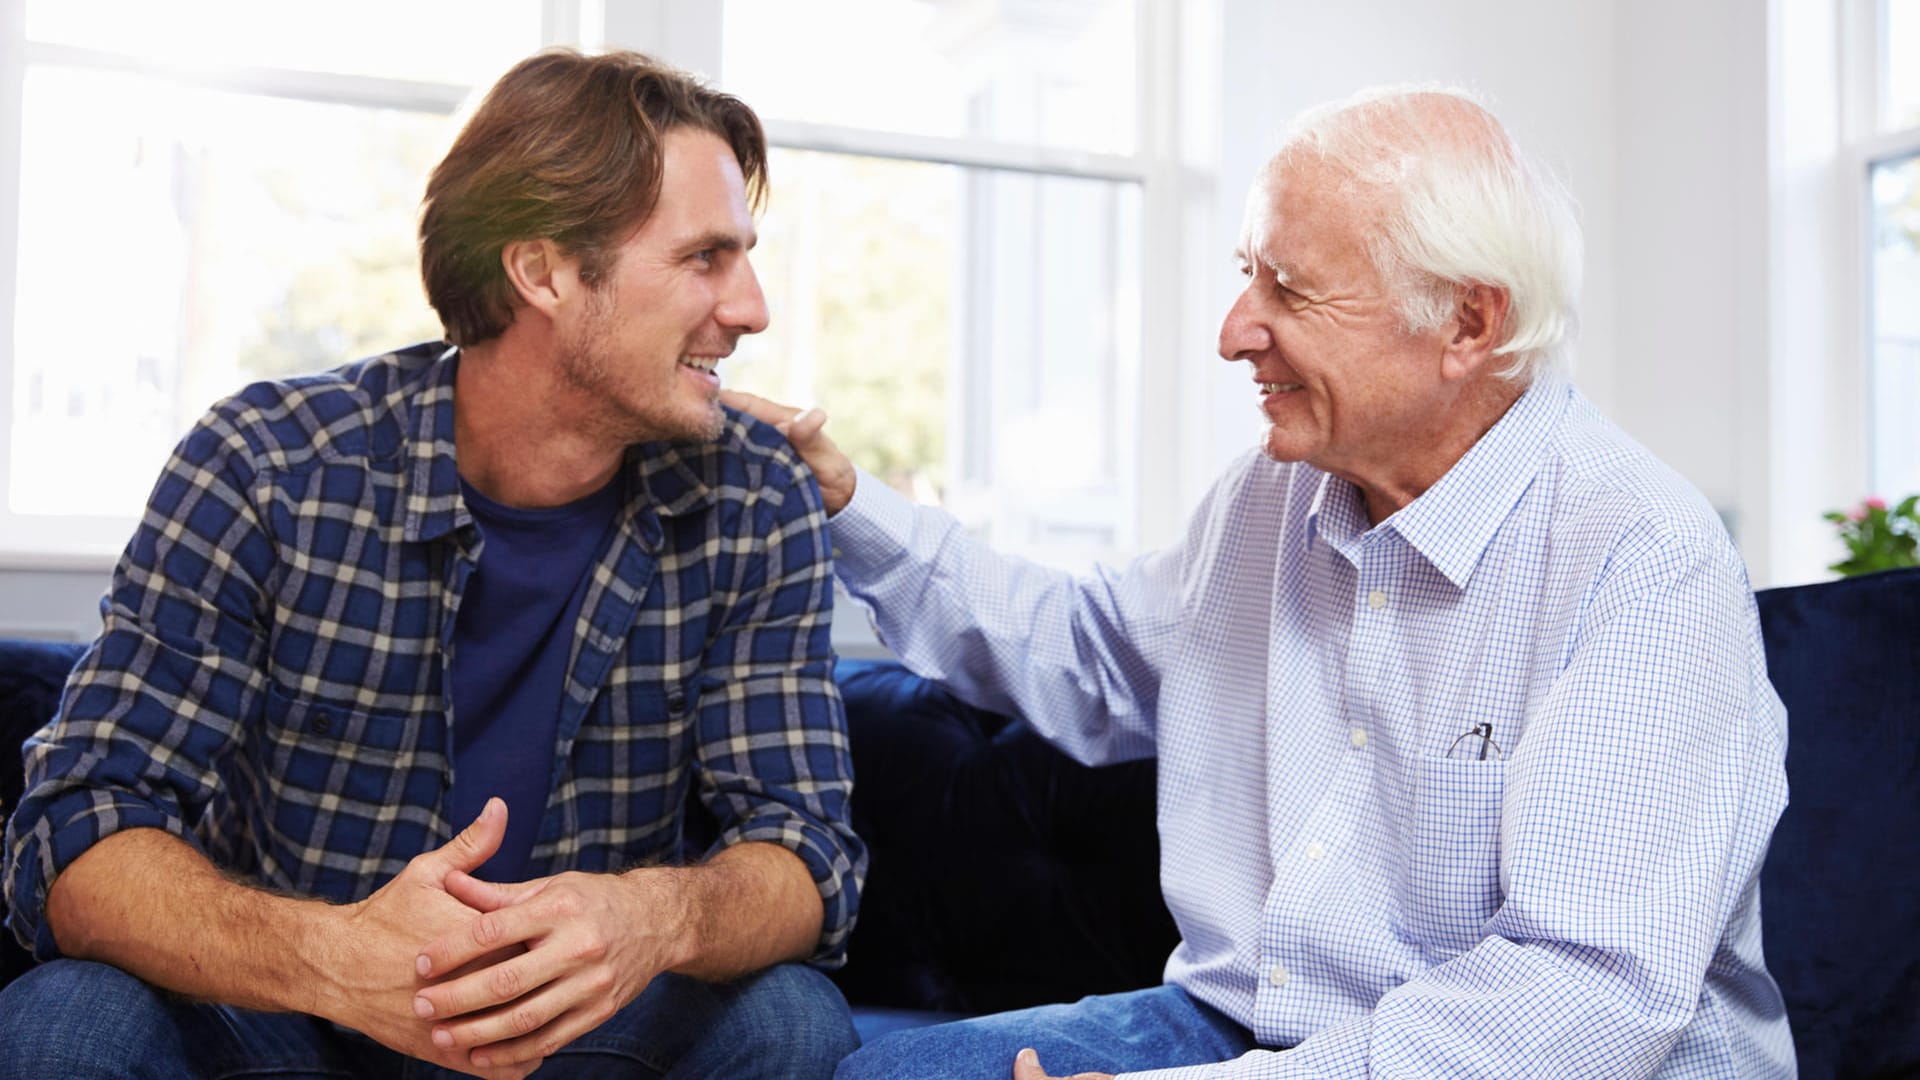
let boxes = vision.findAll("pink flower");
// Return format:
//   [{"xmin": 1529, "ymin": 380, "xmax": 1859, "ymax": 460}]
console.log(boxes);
[{"xmin": 1865, "ymin": 496, "xmax": 1888, "ymax": 512}]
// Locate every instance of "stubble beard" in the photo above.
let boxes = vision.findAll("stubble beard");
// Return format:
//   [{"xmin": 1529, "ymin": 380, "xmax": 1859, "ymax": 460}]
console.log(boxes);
[{"xmin": 558, "ymin": 289, "xmax": 726, "ymax": 445}]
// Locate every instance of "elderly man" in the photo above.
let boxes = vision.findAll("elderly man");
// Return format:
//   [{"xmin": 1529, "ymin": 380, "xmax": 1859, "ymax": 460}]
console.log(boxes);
[
  {"xmin": 733, "ymin": 88, "xmax": 1792, "ymax": 1079},
  {"xmin": 1, "ymin": 50, "xmax": 862, "ymax": 1079}
]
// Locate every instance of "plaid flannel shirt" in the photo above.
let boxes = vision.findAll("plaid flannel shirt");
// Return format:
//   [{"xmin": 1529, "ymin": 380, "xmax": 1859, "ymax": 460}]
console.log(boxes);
[{"xmin": 5, "ymin": 344, "xmax": 864, "ymax": 966}]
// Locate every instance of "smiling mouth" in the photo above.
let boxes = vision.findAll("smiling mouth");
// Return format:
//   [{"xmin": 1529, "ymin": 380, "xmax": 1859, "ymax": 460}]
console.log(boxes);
[
  {"xmin": 1258, "ymin": 382, "xmax": 1303, "ymax": 394},
  {"xmin": 679, "ymin": 355, "xmax": 721, "ymax": 375}
]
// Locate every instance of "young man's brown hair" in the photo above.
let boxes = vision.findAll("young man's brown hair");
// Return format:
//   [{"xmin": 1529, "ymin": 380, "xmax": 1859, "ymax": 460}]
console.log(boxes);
[{"xmin": 420, "ymin": 49, "xmax": 768, "ymax": 346}]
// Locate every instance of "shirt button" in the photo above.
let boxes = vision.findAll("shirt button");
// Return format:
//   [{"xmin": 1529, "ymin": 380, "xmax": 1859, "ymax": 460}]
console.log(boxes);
[
  {"xmin": 1304, "ymin": 842, "xmax": 1326, "ymax": 861},
  {"xmin": 1366, "ymin": 589, "xmax": 1387, "ymax": 610},
  {"xmin": 1349, "ymin": 728, "xmax": 1368, "ymax": 749},
  {"xmin": 1269, "ymin": 964, "xmax": 1289, "ymax": 988}
]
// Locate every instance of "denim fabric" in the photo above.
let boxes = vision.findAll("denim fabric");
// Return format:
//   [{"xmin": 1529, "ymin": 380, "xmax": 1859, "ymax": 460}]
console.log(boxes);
[
  {"xmin": 834, "ymin": 984, "xmax": 1261, "ymax": 1080},
  {"xmin": 0, "ymin": 958, "xmax": 855, "ymax": 1079}
]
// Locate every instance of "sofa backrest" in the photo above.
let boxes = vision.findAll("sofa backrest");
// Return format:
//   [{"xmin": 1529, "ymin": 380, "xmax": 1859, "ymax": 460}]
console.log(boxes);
[
  {"xmin": 830, "ymin": 658, "xmax": 1179, "ymax": 1014},
  {"xmin": 0, "ymin": 639, "xmax": 86, "ymax": 987},
  {"xmin": 2, "ymin": 566, "xmax": 1916, "ymax": 1077},
  {"xmin": 1755, "ymin": 566, "xmax": 1920, "ymax": 1080}
]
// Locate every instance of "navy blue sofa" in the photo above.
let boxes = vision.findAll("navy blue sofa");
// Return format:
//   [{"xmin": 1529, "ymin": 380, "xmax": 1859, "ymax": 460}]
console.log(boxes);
[{"xmin": 3, "ymin": 566, "xmax": 1917, "ymax": 1078}]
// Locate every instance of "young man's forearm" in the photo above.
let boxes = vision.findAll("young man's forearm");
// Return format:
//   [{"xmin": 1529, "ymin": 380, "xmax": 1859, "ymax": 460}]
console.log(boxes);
[
  {"xmin": 648, "ymin": 840, "xmax": 824, "ymax": 980},
  {"xmin": 45, "ymin": 827, "xmax": 348, "ymax": 1015},
  {"xmin": 46, "ymin": 799, "xmax": 511, "ymax": 1036}
]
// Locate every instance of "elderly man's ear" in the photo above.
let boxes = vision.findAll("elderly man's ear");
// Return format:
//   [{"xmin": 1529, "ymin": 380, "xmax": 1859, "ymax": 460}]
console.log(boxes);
[{"xmin": 1441, "ymin": 283, "xmax": 1511, "ymax": 381}]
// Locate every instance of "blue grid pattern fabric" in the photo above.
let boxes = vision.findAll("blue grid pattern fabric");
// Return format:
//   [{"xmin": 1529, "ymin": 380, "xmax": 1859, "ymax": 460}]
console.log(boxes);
[
  {"xmin": 833, "ymin": 376, "xmax": 1793, "ymax": 1078},
  {"xmin": 4, "ymin": 344, "xmax": 864, "ymax": 968}
]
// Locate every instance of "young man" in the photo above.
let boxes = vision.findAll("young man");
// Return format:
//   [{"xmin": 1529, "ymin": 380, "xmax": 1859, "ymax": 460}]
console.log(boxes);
[{"xmin": 2, "ymin": 50, "xmax": 862, "ymax": 1080}]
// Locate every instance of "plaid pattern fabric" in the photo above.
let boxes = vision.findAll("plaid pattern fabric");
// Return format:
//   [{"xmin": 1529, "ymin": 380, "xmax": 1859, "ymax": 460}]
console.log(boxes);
[
  {"xmin": 833, "ymin": 376, "xmax": 1794, "ymax": 1078},
  {"xmin": 5, "ymin": 344, "xmax": 864, "ymax": 967}
]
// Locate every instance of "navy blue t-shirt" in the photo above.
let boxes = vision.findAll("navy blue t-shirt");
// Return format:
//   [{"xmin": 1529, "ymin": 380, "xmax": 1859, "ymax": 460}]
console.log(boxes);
[{"xmin": 450, "ymin": 473, "xmax": 624, "ymax": 881}]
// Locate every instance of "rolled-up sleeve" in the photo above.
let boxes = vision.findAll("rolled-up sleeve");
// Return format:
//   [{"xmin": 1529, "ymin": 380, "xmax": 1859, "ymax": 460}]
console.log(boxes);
[
  {"xmin": 5, "ymin": 411, "xmax": 273, "ymax": 960},
  {"xmin": 692, "ymin": 453, "xmax": 865, "ymax": 968}
]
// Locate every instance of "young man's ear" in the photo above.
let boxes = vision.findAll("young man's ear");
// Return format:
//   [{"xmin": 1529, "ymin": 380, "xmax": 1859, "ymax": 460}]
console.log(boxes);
[
  {"xmin": 499, "ymin": 239, "xmax": 578, "ymax": 321},
  {"xmin": 1441, "ymin": 283, "xmax": 1511, "ymax": 382}
]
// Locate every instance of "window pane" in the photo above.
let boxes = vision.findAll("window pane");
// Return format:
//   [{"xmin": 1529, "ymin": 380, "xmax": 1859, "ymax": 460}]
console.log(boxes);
[
  {"xmin": 1870, "ymin": 153, "xmax": 1920, "ymax": 498},
  {"xmin": 8, "ymin": 66, "xmax": 446, "ymax": 518},
  {"xmin": 729, "ymin": 149, "xmax": 1141, "ymax": 566},
  {"xmin": 1889, "ymin": 0, "xmax": 1920, "ymax": 130},
  {"xmin": 25, "ymin": 0, "xmax": 540, "ymax": 86},
  {"xmin": 721, "ymin": 0, "xmax": 1137, "ymax": 156}
]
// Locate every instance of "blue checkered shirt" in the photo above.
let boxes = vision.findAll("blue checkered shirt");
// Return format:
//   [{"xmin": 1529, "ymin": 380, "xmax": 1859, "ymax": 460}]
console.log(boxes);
[
  {"xmin": 5, "ymin": 344, "xmax": 864, "ymax": 967},
  {"xmin": 833, "ymin": 376, "xmax": 1793, "ymax": 1077}
]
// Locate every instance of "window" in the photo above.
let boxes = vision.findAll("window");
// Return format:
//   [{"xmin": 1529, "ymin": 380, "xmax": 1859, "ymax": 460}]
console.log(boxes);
[
  {"xmin": 1, "ymin": 1, "xmax": 1199, "ymax": 573},
  {"xmin": 716, "ymin": 0, "xmax": 1157, "ymax": 567},
  {"xmin": 1868, "ymin": 0, "xmax": 1920, "ymax": 498},
  {"xmin": 0, "ymin": 1, "xmax": 546, "ymax": 560}
]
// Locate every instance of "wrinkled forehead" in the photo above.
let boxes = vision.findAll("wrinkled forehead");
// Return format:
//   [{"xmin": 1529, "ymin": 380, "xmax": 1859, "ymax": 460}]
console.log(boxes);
[{"xmin": 1236, "ymin": 155, "xmax": 1370, "ymax": 267}]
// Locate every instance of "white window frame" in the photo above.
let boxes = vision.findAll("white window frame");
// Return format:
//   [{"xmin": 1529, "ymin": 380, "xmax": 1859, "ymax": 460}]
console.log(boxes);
[
  {"xmin": 603, "ymin": 0, "xmax": 1220, "ymax": 564},
  {"xmin": 1748, "ymin": 0, "xmax": 1916, "ymax": 585},
  {"xmin": 1844, "ymin": 0, "xmax": 1920, "ymax": 496},
  {"xmin": 0, "ymin": 1, "xmax": 593, "ymax": 569}
]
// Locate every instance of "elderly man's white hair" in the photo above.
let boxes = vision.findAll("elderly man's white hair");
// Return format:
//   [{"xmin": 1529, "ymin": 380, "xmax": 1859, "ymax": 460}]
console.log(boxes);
[{"xmin": 1273, "ymin": 86, "xmax": 1583, "ymax": 381}]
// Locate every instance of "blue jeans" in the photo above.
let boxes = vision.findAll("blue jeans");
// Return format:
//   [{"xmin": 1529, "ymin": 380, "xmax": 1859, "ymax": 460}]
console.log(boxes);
[
  {"xmin": 0, "ymin": 958, "xmax": 856, "ymax": 1079},
  {"xmin": 834, "ymin": 984, "xmax": 1265, "ymax": 1080}
]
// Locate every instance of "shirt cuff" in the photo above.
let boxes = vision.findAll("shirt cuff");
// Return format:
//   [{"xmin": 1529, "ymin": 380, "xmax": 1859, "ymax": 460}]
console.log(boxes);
[
  {"xmin": 721, "ymin": 811, "xmax": 864, "ymax": 970},
  {"xmin": 829, "ymin": 467, "xmax": 921, "ymax": 583},
  {"xmin": 7, "ymin": 792, "xmax": 185, "ymax": 962}
]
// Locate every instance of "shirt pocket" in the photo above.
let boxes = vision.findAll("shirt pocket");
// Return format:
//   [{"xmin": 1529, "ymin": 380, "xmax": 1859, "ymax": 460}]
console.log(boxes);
[
  {"xmin": 1401, "ymin": 754, "xmax": 1507, "ymax": 958},
  {"xmin": 247, "ymin": 682, "xmax": 444, "ymax": 894}
]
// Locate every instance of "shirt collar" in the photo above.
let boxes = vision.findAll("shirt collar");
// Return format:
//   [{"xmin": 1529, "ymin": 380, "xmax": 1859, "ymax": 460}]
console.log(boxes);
[
  {"xmin": 401, "ymin": 345, "xmax": 467, "ymax": 543},
  {"xmin": 1386, "ymin": 374, "xmax": 1572, "ymax": 588},
  {"xmin": 624, "ymin": 436, "xmax": 723, "ymax": 519},
  {"xmin": 1304, "ymin": 467, "xmax": 1370, "ymax": 558}
]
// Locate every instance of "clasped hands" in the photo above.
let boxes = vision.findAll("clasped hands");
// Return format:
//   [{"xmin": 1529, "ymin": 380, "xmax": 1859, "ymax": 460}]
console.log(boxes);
[{"xmin": 325, "ymin": 798, "xmax": 679, "ymax": 1079}]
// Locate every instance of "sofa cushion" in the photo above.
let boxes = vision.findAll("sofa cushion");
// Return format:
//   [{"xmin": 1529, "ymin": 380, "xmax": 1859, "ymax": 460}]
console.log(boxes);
[
  {"xmin": 1756, "ymin": 566, "xmax": 1920, "ymax": 1080},
  {"xmin": 829, "ymin": 658, "xmax": 1178, "ymax": 1015},
  {"xmin": 0, "ymin": 639, "xmax": 85, "ymax": 988}
]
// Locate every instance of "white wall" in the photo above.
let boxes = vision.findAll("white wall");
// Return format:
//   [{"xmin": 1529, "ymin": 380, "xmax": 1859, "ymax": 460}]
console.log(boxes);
[{"xmin": 1612, "ymin": 0, "xmax": 1758, "ymax": 526}]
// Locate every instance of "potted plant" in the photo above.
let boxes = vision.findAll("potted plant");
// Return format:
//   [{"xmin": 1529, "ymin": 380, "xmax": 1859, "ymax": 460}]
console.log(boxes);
[{"xmin": 1824, "ymin": 495, "xmax": 1920, "ymax": 576}]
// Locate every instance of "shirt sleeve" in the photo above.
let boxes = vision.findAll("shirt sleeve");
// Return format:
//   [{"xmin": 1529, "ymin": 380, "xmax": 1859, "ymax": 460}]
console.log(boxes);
[
  {"xmin": 1124, "ymin": 530, "xmax": 1790, "ymax": 1080},
  {"xmin": 4, "ymin": 410, "xmax": 277, "ymax": 960},
  {"xmin": 829, "ymin": 466, "xmax": 1220, "ymax": 767},
  {"xmin": 690, "ymin": 452, "xmax": 866, "ymax": 969}
]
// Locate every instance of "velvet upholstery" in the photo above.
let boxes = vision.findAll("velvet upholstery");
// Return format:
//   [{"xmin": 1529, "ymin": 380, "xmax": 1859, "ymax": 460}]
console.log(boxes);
[
  {"xmin": 1755, "ymin": 566, "xmax": 1920, "ymax": 1080},
  {"xmin": 1, "ymin": 567, "xmax": 1916, "ymax": 1078},
  {"xmin": 0, "ymin": 638, "xmax": 83, "ymax": 989},
  {"xmin": 830, "ymin": 658, "xmax": 1177, "ymax": 1015}
]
